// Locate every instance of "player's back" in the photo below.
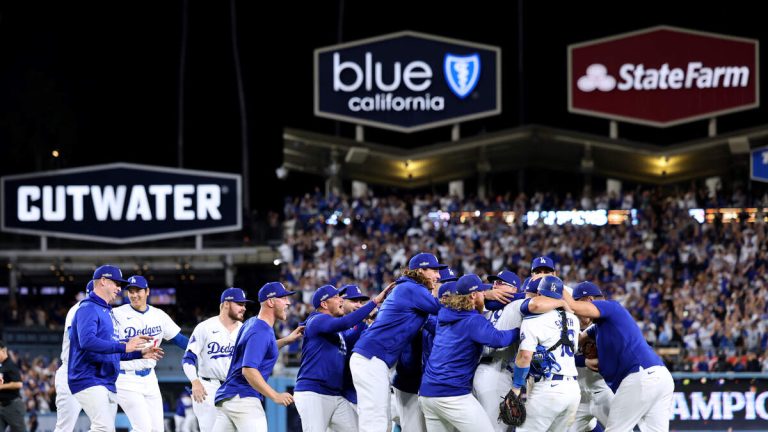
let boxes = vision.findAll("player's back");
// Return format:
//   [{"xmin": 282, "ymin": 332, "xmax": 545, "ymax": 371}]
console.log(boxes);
[{"xmin": 522, "ymin": 309, "xmax": 580, "ymax": 377}]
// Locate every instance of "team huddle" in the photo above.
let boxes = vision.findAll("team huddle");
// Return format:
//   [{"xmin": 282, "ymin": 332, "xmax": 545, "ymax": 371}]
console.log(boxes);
[{"xmin": 53, "ymin": 253, "xmax": 674, "ymax": 432}]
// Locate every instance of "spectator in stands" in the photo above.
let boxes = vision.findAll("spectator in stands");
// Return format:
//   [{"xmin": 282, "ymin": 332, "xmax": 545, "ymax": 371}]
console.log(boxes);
[{"xmin": 0, "ymin": 340, "xmax": 25, "ymax": 432}]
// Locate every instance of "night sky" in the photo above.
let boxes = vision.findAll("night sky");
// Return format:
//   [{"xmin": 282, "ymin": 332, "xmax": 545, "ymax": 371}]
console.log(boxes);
[{"xmin": 1, "ymin": 1, "xmax": 767, "ymax": 213}]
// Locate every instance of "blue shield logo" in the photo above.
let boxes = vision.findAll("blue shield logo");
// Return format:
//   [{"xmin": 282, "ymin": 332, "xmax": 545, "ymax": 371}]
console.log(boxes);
[{"xmin": 444, "ymin": 53, "xmax": 481, "ymax": 99}]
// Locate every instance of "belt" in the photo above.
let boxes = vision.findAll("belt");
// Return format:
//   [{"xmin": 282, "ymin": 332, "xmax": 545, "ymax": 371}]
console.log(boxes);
[
  {"xmin": 534, "ymin": 374, "xmax": 576, "ymax": 383},
  {"xmin": 0, "ymin": 398, "xmax": 20, "ymax": 407},
  {"xmin": 200, "ymin": 377, "xmax": 221, "ymax": 384},
  {"xmin": 120, "ymin": 368, "xmax": 152, "ymax": 377},
  {"xmin": 478, "ymin": 356, "xmax": 494, "ymax": 365}
]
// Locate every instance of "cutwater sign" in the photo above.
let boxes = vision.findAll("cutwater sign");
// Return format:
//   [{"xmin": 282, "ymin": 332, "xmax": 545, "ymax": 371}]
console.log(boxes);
[
  {"xmin": 315, "ymin": 31, "xmax": 501, "ymax": 133},
  {"xmin": 1, "ymin": 163, "xmax": 241, "ymax": 243}
]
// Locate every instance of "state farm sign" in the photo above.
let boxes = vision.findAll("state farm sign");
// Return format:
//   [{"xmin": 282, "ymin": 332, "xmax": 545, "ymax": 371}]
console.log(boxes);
[{"xmin": 568, "ymin": 26, "xmax": 759, "ymax": 127}]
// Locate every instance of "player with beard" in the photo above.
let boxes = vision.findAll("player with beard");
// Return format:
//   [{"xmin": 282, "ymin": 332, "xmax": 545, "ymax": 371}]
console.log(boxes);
[
  {"xmin": 182, "ymin": 288, "xmax": 252, "ymax": 431},
  {"xmin": 212, "ymin": 282, "xmax": 304, "ymax": 432},
  {"xmin": 294, "ymin": 284, "xmax": 392, "ymax": 432}
]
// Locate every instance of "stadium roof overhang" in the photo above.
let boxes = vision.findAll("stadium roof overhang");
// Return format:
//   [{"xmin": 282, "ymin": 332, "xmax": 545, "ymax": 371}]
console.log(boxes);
[{"xmin": 282, "ymin": 124, "xmax": 768, "ymax": 187}]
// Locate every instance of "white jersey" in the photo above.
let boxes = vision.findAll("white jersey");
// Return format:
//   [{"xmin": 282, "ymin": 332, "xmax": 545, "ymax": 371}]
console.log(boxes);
[
  {"xmin": 519, "ymin": 309, "xmax": 580, "ymax": 377},
  {"xmin": 113, "ymin": 304, "xmax": 181, "ymax": 370},
  {"xmin": 482, "ymin": 298, "xmax": 526, "ymax": 358},
  {"xmin": 60, "ymin": 302, "xmax": 82, "ymax": 364},
  {"xmin": 185, "ymin": 316, "xmax": 242, "ymax": 381}
]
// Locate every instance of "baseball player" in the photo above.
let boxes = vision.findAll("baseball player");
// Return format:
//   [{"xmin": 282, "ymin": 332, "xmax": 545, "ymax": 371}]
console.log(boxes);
[
  {"xmin": 563, "ymin": 282, "xmax": 675, "ymax": 431},
  {"xmin": 182, "ymin": 287, "xmax": 250, "ymax": 431},
  {"xmin": 212, "ymin": 282, "xmax": 304, "ymax": 432},
  {"xmin": 294, "ymin": 284, "xmax": 391, "ymax": 432},
  {"xmin": 53, "ymin": 281, "xmax": 92, "ymax": 432},
  {"xmin": 68, "ymin": 265, "xmax": 163, "ymax": 432},
  {"xmin": 419, "ymin": 274, "xmax": 520, "ymax": 432},
  {"xmin": 511, "ymin": 275, "xmax": 581, "ymax": 432},
  {"xmin": 531, "ymin": 256, "xmax": 557, "ymax": 277},
  {"xmin": 474, "ymin": 272, "xmax": 571, "ymax": 430},
  {"xmin": 473, "ymin": 270, "xmax": 522, "ymax": 431},
  {"xmin": 350, "ymin": 252, "xmax": 445, "ymax": 432},
  {"xmin": 113, "ymin": 275, "xmax": 190, "ymax": 432},
  {"xmin": 173, "ymin": 390, "xmax": 199, "ymax": 432},
  {"xmin": 338, "ymin": 284, "xmax": 372, "ymax": 415},
  {"xmin": 392, "ymin": 267, "xmax": 458, "ymax": 432},
  {"xmin": 568, "ymin": 282, "xmax": 612, "ymax": 432}
]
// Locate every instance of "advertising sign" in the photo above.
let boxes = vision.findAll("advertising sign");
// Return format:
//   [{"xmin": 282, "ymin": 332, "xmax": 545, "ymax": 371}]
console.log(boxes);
[
  {"xmin": 671, "ymin": 377, "xmax": 768, "ymax": 430},
  {"xmin": 315, "ymin": 31, "xmax": 501, "ymax": 132},
  {"xmin": 568, "ymin": 26, "xmax": 759, "ymax": 127},
  {"xmin": 751, "ymin": 145, "xmax": 768, "ymax": 183},
  {"xmin": 1, "ymin": 163, "xmax": 241, "ymax": 243}
]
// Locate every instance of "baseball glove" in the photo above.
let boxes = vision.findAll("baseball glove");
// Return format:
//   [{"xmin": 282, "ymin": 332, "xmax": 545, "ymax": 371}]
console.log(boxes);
[
  {"xmin": 498, "ymin": 388, "xmax": 526, "ymax": 426},
  {"xmin": 581, "ymin": 339, "xmax": 598, "ymax": 359}
]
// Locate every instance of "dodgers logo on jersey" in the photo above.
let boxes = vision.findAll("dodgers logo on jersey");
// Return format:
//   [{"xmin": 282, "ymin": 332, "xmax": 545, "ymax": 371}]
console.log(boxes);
[
  {"xmin": 444, "ymin": 53, "xmax": 481, "ymax": 99},
  {"xmin": 207, "ymin": 342, "xmax": 235, "ymax": 360},
  {"xmin": 124, "ymin": 325, "xmax": 162, "ymax": 338}
]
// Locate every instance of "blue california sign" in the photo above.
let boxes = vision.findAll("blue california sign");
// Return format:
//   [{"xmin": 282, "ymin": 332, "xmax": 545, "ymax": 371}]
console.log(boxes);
[{"xmin": 315, "ymin": 31, "xmax": 501, "ymax": 133}]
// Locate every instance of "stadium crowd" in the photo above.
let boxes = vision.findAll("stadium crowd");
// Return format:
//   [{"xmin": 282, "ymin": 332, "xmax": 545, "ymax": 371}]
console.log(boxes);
[{"xmin": 275, "ymin": 185, "xmax": 768, "ymax": 373}]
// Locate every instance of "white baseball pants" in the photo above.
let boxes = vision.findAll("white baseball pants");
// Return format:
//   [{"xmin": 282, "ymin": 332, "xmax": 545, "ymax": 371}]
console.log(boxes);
[
  {"xmin": 193, "ymin": 378, "xmax": 222, "ymax": 432},
  {"xmin": 605, "ymin": 366, "xmax": 674, "ymax": 432},
  {"xmin": 53, "ymin": 364, "xmax": 83, "ymax": 432},
  {"xmin": 419, "ymin": 393, "xmax": 492, "ymax": 432},
  {"xmin": 472, "ymin": 361, "xmax": 512, "ymax": 432},
  {"xmin": 516, "ymin": 377, "xmax": 580, "ymax": 432},
  {"xmin": 295, "ymin": 391, "xmax": 358, "ymax": 432},
  {"xmin": 350, "ymin": 353, "xmax": 392, "ymax": 432},
  {"xmin": 73, "ymin": 385, "xmax": 118, "ymax": 432},
  {"xmin": 393, "ymin": 389, "xmax": 426, "ymax": 432},
  {"xmin": 212, "ymin": 395, "xmax": 267, "ymax": 432},
  {"xmin": 116, "ymin": 370, "xmax": 164, "ymax": 432}
]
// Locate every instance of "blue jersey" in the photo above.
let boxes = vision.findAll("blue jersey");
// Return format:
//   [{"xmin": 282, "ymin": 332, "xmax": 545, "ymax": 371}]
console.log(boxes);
[
  {"xmin": 420, "ymin": 308, "xmax": 519, "ymax": 397},
  {"xmin": 295, "ymin": 301, "xmax": 377, "ymax": 395},
  {"xmin": 215, "ymin": 317, "xmax": 278, "ymax": 403},
  {"xmin": 587, "ymin": 300, "xmax": 665, "ymax": 392},
  {"xmin": 353, "ymin": 277, "xmax": 440, "ymax": 368},
  {"xmin": 68, "ymin": 293, "xmax": 141, "ymax": 394},
  {"xmin": 391, "ymin": 334, "xmax": 423, "ymax": 394}
]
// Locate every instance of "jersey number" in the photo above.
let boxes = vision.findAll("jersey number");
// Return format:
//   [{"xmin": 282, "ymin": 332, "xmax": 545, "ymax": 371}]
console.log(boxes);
[{"xmin": 561, "ymin": 330, "xmax": 576, "ymax": 357}]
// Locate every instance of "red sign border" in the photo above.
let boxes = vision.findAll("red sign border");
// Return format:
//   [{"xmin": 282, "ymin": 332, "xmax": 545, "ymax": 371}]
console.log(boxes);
[{"xmin": 567, "ymin": 25, "xmax": 760, "ymax": 128}]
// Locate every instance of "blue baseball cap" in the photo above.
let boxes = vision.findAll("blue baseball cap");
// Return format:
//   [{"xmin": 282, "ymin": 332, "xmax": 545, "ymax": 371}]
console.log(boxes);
[
  {"xmin": 439, "ymin": 267, "xmax": 459, "ymax": 282},
  {"xmin": 525, "ymin": 278, "xmax": 541, "ymax": 294},
  {"xmin": 93, "ymin": 265, "xmax": 129, "ymax": 286},
  {"xmin": 455, "ymin": 274, "xmax": 492, "ymax": 295},
  {"xmin": 408, "ymin": 252, "xmax": 448, "ymax": 270},
  {"xmin": 537, "ymin": 275, "xmax": 564, "ymax": 299},
  {"xmin": 221, "ymin": 287, "xmax": 254, "ymax": 303},
  {"xmin": 438, "ymin": 281, "xmax": 457, "ymax": 298},
  {"xmin": 531, "ymin": 256, "xmax": 555, "ymax": 272},
  {"xmin": 85, "ymin": 280, "xmax": 94, "ymax": 294},
  {"xmin": 340, "ymin": 284, "xmax": 369, "ymax": 301},
  {"xmin": 126, "ymin": 275, "xmax": 149, "ymax": 289},
  {"xmin": 573, "ymin": 281, "xmax": 604, "ymax": 300},
  {"xmin": 313, "ymin": 285, "xmax": 340, "ymax": 308},
  {"xmin": 487, "ymin": 270, "xmax": 521, "ymax": 288},
  {"xmin": 257, "ymin": 282, "xmax": 296, "ymax": 303}
]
